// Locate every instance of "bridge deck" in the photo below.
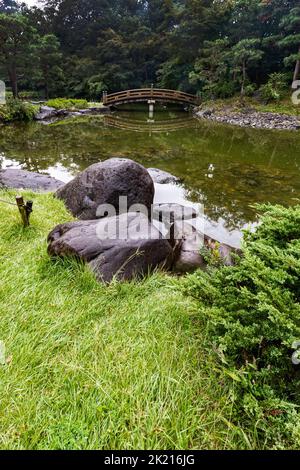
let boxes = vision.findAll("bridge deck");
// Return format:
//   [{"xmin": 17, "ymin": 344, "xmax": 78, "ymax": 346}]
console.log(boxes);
[{"xmin": 103, "ymin": 88, "xmax": 200, "ymax": 107}]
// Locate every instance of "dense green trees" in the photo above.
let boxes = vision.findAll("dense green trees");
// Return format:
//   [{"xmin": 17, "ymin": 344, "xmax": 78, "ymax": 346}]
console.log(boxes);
[
  {"xmin": 35, "ymin": 34, "xmax": 63, "ymax": 99},
  {"xmin": 0, "ymin": 0, "xmax": 299, "ymax": 99},
  {"xmin": 232, "ymin": 39, "xmax": 264, "ymax": 95},
  {"xmin": 0, "ymin": 13, "xmax": 36, "ymax": 97},
  {"xmin": 279, "ymin": 5, "xmax": 300, "ymax": 83}
]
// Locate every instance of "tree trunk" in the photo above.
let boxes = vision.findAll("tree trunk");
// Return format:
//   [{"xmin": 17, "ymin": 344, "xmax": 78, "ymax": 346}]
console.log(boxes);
[
  {"xmin": 293, "ymin": 47, "xmax": 300, "ymax": 84},
  {"xmin": 8, "ymin": 65, "xmax": 18, "ymax": 99},
  {"xmin": 241, "ymin": 60, "xmax": 246, "ymax": 95},
  {"xmin": 44, "ymin": 65, "xmax": 49, "ymax": 100}
]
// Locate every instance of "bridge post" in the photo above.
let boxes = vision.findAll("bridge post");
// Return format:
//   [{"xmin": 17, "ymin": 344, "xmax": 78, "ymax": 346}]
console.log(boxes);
[{"xmin": 148, "ymin": 100, "xmax": 155, "ymax": 119}]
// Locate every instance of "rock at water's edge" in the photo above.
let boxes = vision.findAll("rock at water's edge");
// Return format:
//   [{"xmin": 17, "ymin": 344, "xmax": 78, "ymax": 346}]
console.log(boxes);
[
  {"xmin": 148, "ymin": 168, "xmax": 181, "ymax": 184},
  {"xmin": 172, "ymin": 222, "xmax": 240, "ymax": 273},
  {"xmin": 56, "ymin": 158, "xmax": 155, "ymax": 220},
  {"xmin": 0, "ymin": 169, "xmax": 64, "ymax": 192},
  {"xmin": 48, "ymin": 212, "xmax": 174, "ymax": 283},
  {"xmin": 35, "ymin": 105, "xmax": 111, "ymax": 122},
  {"xmin": 35, "ymin": 106, "xmax": 68, "ymax": 121}
]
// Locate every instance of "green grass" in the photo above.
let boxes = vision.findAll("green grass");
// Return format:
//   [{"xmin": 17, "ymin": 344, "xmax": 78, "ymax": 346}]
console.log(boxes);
[
  {"xmin": 252, "ymin": 100, "xmax": 300, "ymax": 116},
  {"xmin": 0, "ymin": 190, "xmax": 245, "ymax": 450},
  {"xmin": 201, "ymin": 96, "xmax": 300, "ymax": 116}
]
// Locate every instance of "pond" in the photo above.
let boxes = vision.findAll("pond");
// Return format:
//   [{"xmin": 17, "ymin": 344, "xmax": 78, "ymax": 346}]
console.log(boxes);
[{"xmin": 1, "ymin": 104, "xmax": 300, "ymax": 247}]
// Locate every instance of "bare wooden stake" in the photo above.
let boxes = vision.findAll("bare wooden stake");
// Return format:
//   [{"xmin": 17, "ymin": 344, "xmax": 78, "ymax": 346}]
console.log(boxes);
[
  {"xmin": 26, "ymin": 201, "xmax": 33, "ymax": 223},
  {"xmin": 16, "ymin": 196, "xmax": 33, "ymax": 227}
]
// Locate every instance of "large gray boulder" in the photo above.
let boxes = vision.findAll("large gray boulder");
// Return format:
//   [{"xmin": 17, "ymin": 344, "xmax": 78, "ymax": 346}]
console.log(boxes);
[
  {"xmin": 0, "ymin": 169, "xmax": 64, "ymax": 192},
  {"xmin": 56, "ymin": 158, "xmax": 155, "ymax": 220},
  {"xmin": 47, "ymin": 212, "xmax": 174, "ymax": 283}
]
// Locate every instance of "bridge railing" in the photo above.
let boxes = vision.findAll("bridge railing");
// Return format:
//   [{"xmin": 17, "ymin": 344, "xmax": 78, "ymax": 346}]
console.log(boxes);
[{"xmin": 103, "ymin": 88, "xmax": 200, "ymax": 106}]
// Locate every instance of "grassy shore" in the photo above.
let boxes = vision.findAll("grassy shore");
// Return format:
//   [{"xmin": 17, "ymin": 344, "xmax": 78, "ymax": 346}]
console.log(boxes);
[
  {"xmin": 200, "ymin": 96, "xmax": 300, "ymax": 116},
  {"xmin": 0, "ymin": 190, "xmax": 241, "ymax": 450},
  {"xmin": 1, "ymin": 190, "xmax": 299, "ymax": 449}
]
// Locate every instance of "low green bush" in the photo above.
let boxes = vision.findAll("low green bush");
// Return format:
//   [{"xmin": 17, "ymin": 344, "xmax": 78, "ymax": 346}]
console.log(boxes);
[
  {"xmin": 202, "ymin": 81, "xmax": 236, "ymax": 100},
  {"xmin": 46, "ymin": 98, "xmax": 88, "ymax": 109},
  {"xmin": 259, "ymin": 73, "xmax": 290, "ymax": 102},
  {"xmin": 244, "ymin": 83, "xmax": 257, "ymax": 97},
  {"xmin": 0, "ymin": 99, "xmax": 37, "ymax": 122},
  {"xmin": 184, "ymin": 204, "xmax": 300, "ymax": 446},
  {"xmin": 19, "ymin": 91, "xmax": 43, "ymax": 101}
]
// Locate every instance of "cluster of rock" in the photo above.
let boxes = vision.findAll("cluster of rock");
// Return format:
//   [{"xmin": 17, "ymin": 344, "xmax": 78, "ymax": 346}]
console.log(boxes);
[
  {"xmin": 196, "ymin": 108, "xmax": 300, "ymax": 131},
  {"xmin": 0, "ymin": 159, "xmax": 239, "ymax": 283},
  {"xmin": 49, "ymin": 158, "xmax": 238, "ymax": 283},
  {"xmin": 35, "ymin": 105, "xmax": 110, "ymax": 124}
]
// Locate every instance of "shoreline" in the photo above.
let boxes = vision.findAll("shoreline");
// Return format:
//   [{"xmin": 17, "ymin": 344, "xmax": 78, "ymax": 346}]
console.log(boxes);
[{"xmin": 195, "ymin": 106, "xmax": 300, "ymax": 131}]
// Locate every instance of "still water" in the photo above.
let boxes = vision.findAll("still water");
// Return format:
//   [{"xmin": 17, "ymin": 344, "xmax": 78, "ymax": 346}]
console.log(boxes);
[{"xmin": 1, "ymin": 104, "xmax": 300, "ymax": 247}]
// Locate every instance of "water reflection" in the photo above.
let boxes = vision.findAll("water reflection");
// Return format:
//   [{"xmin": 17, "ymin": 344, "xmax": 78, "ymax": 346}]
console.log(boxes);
[
  {"xmin": 103, "ymin": 114, "xmax": 199, "ymax": 133},
  {"xmin": 0, "ymin": 104, "xmax": 299, "ymax": 244}
]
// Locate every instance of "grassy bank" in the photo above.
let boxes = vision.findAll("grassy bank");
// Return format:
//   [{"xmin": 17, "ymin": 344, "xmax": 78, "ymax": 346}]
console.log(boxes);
[
  {"xmin": 1, "ymin": 191, "xmax": 299, "ymax": 449},
  {"xmin": 0, "ymin": 190, "xmax": 238, "ymax": 450},
  {"xmin": 0, "ymin": 98, "xmax": 104, "ymax": 123},
  {"xmin": 200, "ymin": 96, "xmax": 300, "ymax": 116}
]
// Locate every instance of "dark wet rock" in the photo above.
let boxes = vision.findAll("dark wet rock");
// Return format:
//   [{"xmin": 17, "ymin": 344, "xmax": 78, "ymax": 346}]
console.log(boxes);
[
  {"xmin": 148, "ymin": 168, "xmax": 181, "ymax": 184},
  {"xmin": 152, "ymin": 203, "xmax": 199, "ymax": 241},
  {"xmin": 47, "ymin": 212, "xmax": 174, "ymax": 283},
  {"xmin": 0, "ymin": 169, "xmax": 64, "ymax": 192},
  {"xmin": 175, "ymin": 250, "xmax": 206, "ymax": 273},
  {"xmin": 78, "ymin": 106, "xmax": 111, "ymax": 115},
  {"xmin": 172, "ymin": 223, "xmax": 241, "ymax": 273},
  {"xmin": 152, "ymin": 203, "xmax": 198, "ymax": 223},
  {"xmin": 56, "ymin": 158, "xmax": 155, "ymax": 220},
  {"xmin": 35, "ymin": 106, "xmax": 68, "ymax": 121},
  {"xmin": 172, "ymin": 224, "xmax": 205, "ymax": 273},
  {"xmin": 35, "ymin": 105, "xmax": 55, "ymax": 120},
  {"xmin": 35, "ymin": 105, "xmax": 111, "ymax": 122}
]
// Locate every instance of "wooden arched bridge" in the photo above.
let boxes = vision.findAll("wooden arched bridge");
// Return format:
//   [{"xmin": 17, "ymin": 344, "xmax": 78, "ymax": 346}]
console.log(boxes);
[{"xmin": 102, "ymin": 88, "xmax": 201, "ymax": 107}]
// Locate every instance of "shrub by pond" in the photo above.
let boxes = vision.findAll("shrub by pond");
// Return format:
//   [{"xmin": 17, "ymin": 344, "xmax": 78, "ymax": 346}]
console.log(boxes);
[
  {"xmin": 46, "ymin": 98, "xmax": 89, "ymax": 110},
  {"xmin": 184, "ymin": 204, "xmax": 300, "ymax": 446},
  {"xmin": 0, "ymin": 99, "xmax": 37, "ymax": 122}
]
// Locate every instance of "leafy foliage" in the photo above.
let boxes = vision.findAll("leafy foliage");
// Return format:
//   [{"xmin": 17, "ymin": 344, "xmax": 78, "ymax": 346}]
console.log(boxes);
[
  {"xmin": 0, "ymin": 13, "xmax": 36, "ymax": 97},
  {"xmin": 46, "ymin": 98, "xmax": 88, "ymax": 109},
  {"xmin": 0, "ymin": 1, "xmax": 299, "ymax": 99},
  {"xmin": 0, "ymin": 99, "xmax": 37, "ymax": 121},
  {"xmin": 184, "ymin": 205, "xmax": 300, "ymax": 443},
  {"xmin": 259, "ymin": 73, "xmax": 290, "ymax": 102}
]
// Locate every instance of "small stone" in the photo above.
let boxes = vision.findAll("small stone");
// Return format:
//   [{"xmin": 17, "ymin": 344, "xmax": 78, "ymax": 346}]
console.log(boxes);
[{"xmin": 148, "ymin": 168, "xmax": 181, "ymax": 185}]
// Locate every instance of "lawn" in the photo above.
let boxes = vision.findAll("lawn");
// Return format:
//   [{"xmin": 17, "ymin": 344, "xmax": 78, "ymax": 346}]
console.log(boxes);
[{"xmin": 0, "ymin": 190, "xmax": 240, "ymax": 450}]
